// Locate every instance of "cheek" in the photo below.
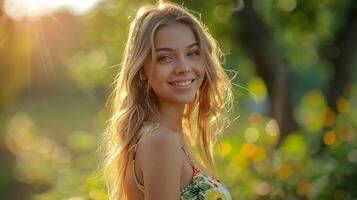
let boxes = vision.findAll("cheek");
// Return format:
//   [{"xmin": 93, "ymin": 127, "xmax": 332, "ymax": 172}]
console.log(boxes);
[
  {"xmin": 196, "ymin": 65, "xmax": 207, "ymax": 87},
  {"xmin": 149, "ymin": 70, "xmax": 170, "ymax": 89},
  {"xmin": 194, "ymin": 62, "xmax": 206, "ymax": 79},
  {"xmin": 196, "ymin": 75, "xmax": 205, "ymax": 90}
]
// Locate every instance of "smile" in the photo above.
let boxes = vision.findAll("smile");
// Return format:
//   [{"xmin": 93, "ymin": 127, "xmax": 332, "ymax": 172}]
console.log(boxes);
[{"xmin": 169, "ymin": 79, "xmax": 195, "ymax": 88}]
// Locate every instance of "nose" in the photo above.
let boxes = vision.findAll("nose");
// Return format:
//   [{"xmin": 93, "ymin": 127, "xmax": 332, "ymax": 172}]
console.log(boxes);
[{"xmin": 175, "ymin": 57, "xmax": 191, "ymax": 74}]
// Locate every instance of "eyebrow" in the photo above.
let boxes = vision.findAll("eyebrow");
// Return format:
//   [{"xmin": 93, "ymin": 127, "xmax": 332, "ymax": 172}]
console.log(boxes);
[{"xmin": 155, "ymin": 43, "xmax": 198, "ymax": 52}]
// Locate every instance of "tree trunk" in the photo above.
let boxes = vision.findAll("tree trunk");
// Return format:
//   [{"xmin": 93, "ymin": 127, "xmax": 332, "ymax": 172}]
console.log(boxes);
[{"xmin": 326, "ymin": 5, "xmax": 357, "ymax": 113}]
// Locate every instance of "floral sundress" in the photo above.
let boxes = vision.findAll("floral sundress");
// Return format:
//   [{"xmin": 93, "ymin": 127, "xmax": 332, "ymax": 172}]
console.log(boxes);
[{"xmin": 132, "ymin": 122, "xmax": 232, "ymax": 200}]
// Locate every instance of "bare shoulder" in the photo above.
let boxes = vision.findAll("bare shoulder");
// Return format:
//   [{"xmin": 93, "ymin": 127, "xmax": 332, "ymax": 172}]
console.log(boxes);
[
  {"xmin": 135, "ymin": 125, "xmax": 183, "ymax": 198},
  {"xmin": 136, "ymin": 126, "xmax": 183, "ymax": 163}
]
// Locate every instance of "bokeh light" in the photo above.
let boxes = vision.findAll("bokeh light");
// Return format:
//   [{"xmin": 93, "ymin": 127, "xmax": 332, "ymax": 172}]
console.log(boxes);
[
  {"xmin": 253, "ymin": 181, "xmax": 270, "ymax": 196},
  {"xmin": 297, "ymin": 90, "xmax": 326, "ymax": 132},
  {"xmin": 323, "ymin": 130, "xmax": 336, "ymax": 146},
  {"xmin": 265, "ymin": 119, "xmax": 280, "ymax": 136},
  {"xmin": 240, "ymin": 142, "xmax": 257, "ymax": 159},
  {"xmin": 248, "ymin": 77, "xmax": 267, "ymax": 103},
  {"xmin": 244, "ymin": 127, "xmax": 260, "ymax": 143},
  {"xmin": 337, "ymin": 97, "xmax": 349, "ymax": 114},
  {"xmin": 248, "ymin": 112, "xmax": 263, "ymax": 126},
  {"xmin": 218, "ymin": 141, "xmax": 232, "ymax": 156},
  {"xmin": 297, "ymin": 179, "xmax": 310, "ymax": 196},
  {"xmin": 278, "ymin": 0, "xmax": 297, "ymax": 12},
  {"xmin": 276, "ymin": 163, "xmax": 293, "ymax": 180}
]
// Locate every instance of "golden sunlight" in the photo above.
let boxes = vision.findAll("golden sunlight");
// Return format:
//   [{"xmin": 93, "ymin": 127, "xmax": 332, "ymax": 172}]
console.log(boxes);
[{"xmin": 4, "ymin": 0, "xmax": 102, "ymax": 21}]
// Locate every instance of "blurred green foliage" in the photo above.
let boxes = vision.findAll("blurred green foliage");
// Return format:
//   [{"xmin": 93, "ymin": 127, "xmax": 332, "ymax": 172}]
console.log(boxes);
[{"xmin": 0, "ymin": 0, "xmax": 356, "ymax": 199}]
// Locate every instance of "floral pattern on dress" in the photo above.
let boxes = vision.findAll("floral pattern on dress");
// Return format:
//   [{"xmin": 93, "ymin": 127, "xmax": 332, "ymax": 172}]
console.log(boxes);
[
  {"xmin": 180, "ymin": 166, "xmax": 230, "ymax": 200},
  {"xmin": 205, "ymin": 190, "xmax": 227, "ymax": 200}
]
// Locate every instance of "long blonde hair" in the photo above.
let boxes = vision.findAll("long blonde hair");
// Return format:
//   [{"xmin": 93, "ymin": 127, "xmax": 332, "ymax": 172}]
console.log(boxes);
[{"xmin": 100, "ymin": 2, "xmax": 233, "ymax": 199}]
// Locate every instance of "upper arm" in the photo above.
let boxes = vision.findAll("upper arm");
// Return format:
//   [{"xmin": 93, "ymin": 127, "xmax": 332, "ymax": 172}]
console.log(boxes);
[{"xmin": 136, "ymin": 131, "xmax": 183, "ymax": 200}]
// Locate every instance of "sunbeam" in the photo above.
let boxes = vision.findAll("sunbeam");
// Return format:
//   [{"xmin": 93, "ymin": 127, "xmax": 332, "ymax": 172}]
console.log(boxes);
[
  {"xmin": 4, "ymin": 0, "xmax": 58, "ymax": 20},
  {"xmin": 4, "ymin": 0, "xmax": 103, "ymax": 21},
  {"xmin": 2, "ymin": 0, "xmax": 102, "ymax": 93}
]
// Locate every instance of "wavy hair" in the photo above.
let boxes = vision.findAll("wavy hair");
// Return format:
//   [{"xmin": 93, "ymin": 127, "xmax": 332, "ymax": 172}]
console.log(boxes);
[{"xmin": 99, "ymin": 1, "xmax": 233, "ymax": 199}]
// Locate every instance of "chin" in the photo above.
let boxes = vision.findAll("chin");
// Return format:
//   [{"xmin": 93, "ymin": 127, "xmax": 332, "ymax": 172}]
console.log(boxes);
[
  {"xmin": 157, "ymin": 90, "xmax": 197, "ymax": 105},
  {"xmin": 163, "ymin": 95, "xmax": 195, "ymax": 105},
  {"xmin": 175, "ymin": 96, "xmax": 196, "ymax": 104}
]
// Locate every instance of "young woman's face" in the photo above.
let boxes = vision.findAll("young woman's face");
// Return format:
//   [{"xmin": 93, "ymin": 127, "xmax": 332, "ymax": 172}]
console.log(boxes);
[{"xmin": 143, "ymin": 22, "xmax": 205, "ymax": 105}]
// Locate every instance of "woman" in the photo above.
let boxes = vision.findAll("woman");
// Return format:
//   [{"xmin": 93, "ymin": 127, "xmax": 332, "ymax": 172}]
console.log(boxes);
[{"xmin": 101, "ymin": 1, "xmax": 233, "ymax": 199}]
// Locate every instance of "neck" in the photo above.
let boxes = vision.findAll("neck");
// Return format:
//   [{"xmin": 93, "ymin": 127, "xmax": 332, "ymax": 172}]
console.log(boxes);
[{"xmin": 148, "ymin": 100, "xmax": 185, "ymax": 134}]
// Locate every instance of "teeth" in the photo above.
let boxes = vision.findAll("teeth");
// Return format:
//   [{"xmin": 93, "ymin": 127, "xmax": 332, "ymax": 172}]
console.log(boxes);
[{"xmin": 172, "ymin": 80, "xmax": 192, "ymax": 86}]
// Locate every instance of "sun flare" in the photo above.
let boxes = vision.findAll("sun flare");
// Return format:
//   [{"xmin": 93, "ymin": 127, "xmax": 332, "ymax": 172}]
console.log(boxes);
[{"xmin": 4, "ymin": 0, "xmax": 102, "ymax": 21}]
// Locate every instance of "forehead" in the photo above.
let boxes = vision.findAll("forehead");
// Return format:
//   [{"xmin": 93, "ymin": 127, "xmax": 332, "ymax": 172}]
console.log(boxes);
[{"xmin": 154, "ymin": 22, "xmax": 197, "ymax": 49}]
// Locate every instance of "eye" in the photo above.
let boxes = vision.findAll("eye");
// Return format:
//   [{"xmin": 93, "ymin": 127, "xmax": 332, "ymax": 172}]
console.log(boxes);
[
  {"xmin": 188, "ymin": 50, "xmax": 200, "ymax": 57},
  {"xmin": 157, "ymin": 55, "xmax": 172, "ymax": 62}
]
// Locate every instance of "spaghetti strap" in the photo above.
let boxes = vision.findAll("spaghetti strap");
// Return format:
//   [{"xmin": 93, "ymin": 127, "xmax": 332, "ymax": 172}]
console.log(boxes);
[
  {"xmin": 180, "ymin": 146, "xmax": 195, "ymax": 168},
  {"xmin": 132, "ymin": 121, "xmax": 159, "ymax": 193}
]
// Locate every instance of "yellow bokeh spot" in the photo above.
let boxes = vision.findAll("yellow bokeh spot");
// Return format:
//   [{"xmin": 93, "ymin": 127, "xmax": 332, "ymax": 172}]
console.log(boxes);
[
  {"xmin": 337, "ymin": 97, "xmax": 349, "ymax": 113},
  {"xmin": 324, "ymin": 131, "xmax": 336, "ymax": 146},
  {"xmin": 253, "ymin": 146, "xmax": 266, "ymax": 162},
  {"xmin": 248, "ymin": 77, "xmax": 267, "ymax": 103},
  {"xmin": 240, "ymin": 142, "xmax": 256, "ymax": 158},
  {"xmin": 218, "ymin": 141, "xmax": 232, "ymax": 156},
  {"xmin": 277, "ymin": 163, "xmax": 292, "ymax": 180},
  {"xmin": 324, "ymin": 107, "xmax": 336, "ymax": 126},
  {"xmin": 6, "ymin": 114, "xmax": 37, "ymax": 153},
  {"xmin": 297, "ymin": 179, "xmax": 310, "ymax": 196},
  {"xmin": 299, "ymin": 90, "xmax": 326, "ymax": 132},
  {"xmin": 305, "ymin": 90, "xmax": 325, "ymax": 107},
  {"xmin": 244, "ymin": 127, "xmax": 260, "ymax": 143}
]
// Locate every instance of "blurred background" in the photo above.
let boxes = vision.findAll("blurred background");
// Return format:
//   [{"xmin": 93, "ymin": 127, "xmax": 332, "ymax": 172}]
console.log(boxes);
[{"xmin": 0, "ymin": 0, "xmax": 356, "ymax": 199}]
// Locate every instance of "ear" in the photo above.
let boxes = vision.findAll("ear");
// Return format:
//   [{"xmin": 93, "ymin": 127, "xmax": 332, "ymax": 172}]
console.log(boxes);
[{"xmin": 139, "ymin": 68, "xmax": 147, "ymax": 80}]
